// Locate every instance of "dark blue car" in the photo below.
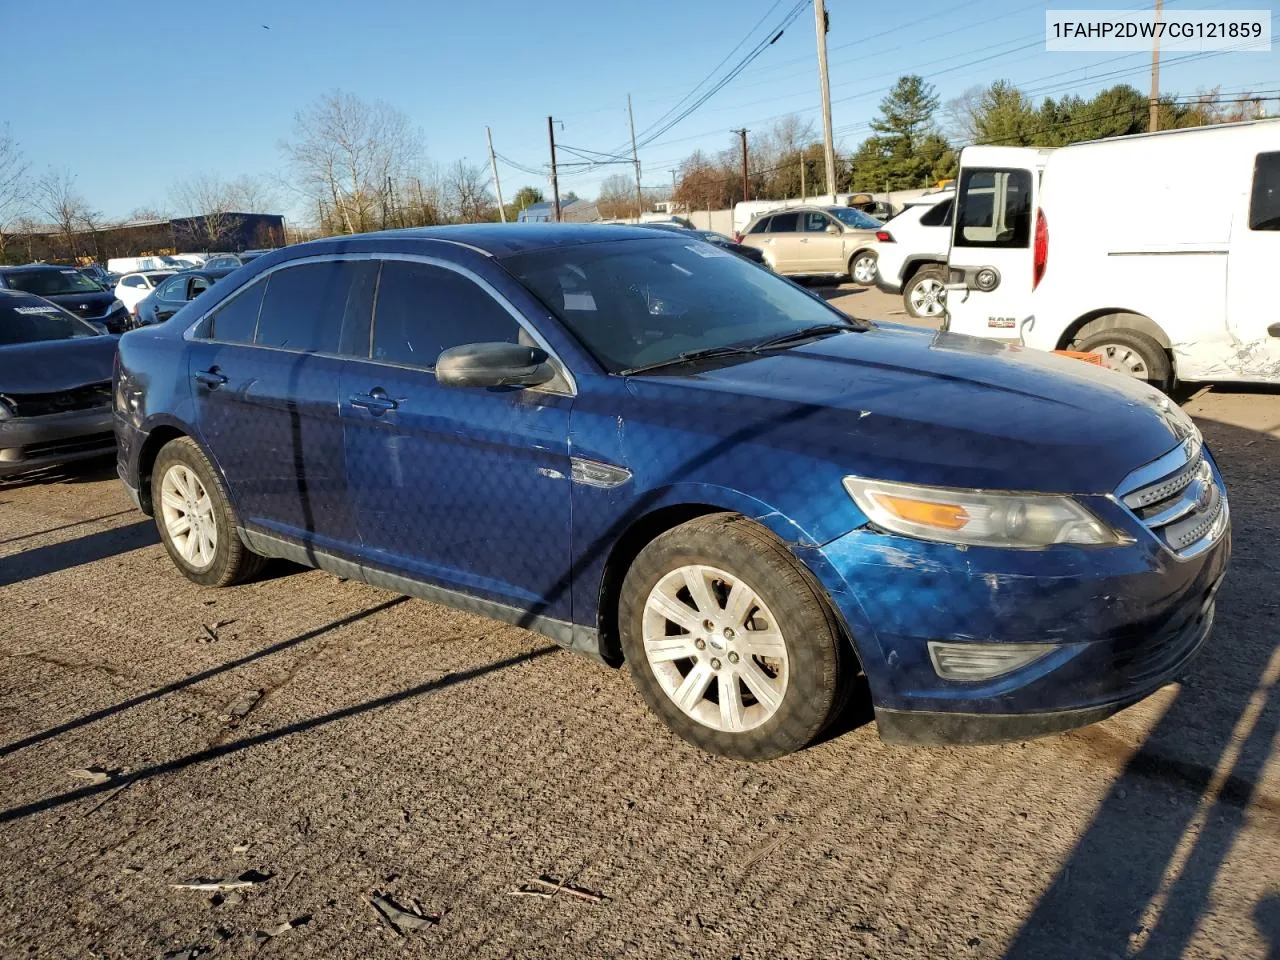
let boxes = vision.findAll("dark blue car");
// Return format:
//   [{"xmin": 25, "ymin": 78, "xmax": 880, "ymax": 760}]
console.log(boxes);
[{"xmin": 113, "ymin": 225, "xmax": 1230, "ymax": 760}]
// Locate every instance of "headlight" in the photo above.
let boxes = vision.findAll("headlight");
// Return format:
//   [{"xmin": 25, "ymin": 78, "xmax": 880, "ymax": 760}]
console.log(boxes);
[{"xmin": 842, "ymin": 476, "xmax": 1122, "ymax": 548}]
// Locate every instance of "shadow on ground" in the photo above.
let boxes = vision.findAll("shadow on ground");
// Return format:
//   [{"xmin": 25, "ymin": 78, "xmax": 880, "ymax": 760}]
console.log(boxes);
[{"xmin": 1004, "ymin": 416, "xmax": 1280, "ymax": 959}]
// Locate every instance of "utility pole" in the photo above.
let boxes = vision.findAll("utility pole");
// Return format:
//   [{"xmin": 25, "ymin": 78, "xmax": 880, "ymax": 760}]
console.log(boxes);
[
  {"xmin": 1149, "ymin": 0, "xmax": 1163, "ymax": 131},
  {"xmin": 669, "ymin": 169, "xmax": 678, "ymax": 213},
  {"xmin": 814, "ymin": 0, "xmax": 838, "ymax": 199},
  {"xmin": 485, "ymin": 126, "xmax": 507, "ymax": 223},
  {"xmin": 733, "ymin": 128, "xmax": 749, "ymax": 203},
  {"xmin": 800, "ymin": 158, "xmax": 806, "ymax": 202},
  {"xmin": 546, "ymin": 116, "xmax": 562, "ymax": 223},
  {"xmin": 627, "ymin": 94, "xmax": 644, "ymax": 221}
]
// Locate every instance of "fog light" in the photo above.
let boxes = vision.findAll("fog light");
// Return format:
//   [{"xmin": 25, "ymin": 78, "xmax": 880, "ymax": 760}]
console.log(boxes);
[{"xmin": 927, "ymin": 641, "xmax": 1056, "ymax": 681}]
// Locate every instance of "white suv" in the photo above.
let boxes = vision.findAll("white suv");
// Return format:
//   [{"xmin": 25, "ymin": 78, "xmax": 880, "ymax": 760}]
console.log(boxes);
[{"xmin": 873, "ymin": 191, "xmax": 953, "ymax": 319}]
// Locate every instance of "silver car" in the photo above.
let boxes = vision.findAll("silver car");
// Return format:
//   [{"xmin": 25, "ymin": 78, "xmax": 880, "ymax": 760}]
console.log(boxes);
[{"xmin": 739, "ymin": 205, "xmax": 882, "ymax": 282}]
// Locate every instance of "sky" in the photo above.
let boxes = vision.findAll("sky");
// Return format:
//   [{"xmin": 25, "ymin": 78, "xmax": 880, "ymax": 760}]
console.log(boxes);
[{"xmin": 3, "ymin": 0, "xmax": 1276, "ymax": 223}]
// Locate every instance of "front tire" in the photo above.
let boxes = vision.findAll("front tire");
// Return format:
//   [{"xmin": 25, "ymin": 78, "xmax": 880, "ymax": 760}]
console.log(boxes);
[
  {"xmin": 152, "ymin": 437, "xmax": 264, "ymax": 587},
  {"xmin": 1076, "ymin": 328, "xmax": 1172, "ymax": 391},
  {"xmin": 849, "ymin": 250, "xmax": 878, "ymax": 286},
  {"xmin": 619, "ymin": 514, "xmax": 846, "ymax": 761}
]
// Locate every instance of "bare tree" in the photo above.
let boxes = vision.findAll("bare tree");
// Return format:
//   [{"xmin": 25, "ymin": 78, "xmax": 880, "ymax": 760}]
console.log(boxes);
[
  {"xmin": 442, "ymin": 160, "xmax": 494, "ymax": 223},
  {"xmin": 0, "ymin": 124, "xmax": 29, "ymax": 263},
  {"xmin": 596, "ymin": 173, "xmax": 638, "ymax": 219},
  {"xmin": 170, "ymin": 173, "xmax": 244, "ymax": 250},
  {"xmin": 35, "ymin": 168, "xmax": 99, "ymax": 260},
  {"xmin": 225, "ymin": 174, "xmax": 281, "ymax": 213},
  {"xmin": 281, "ymin": 90, "xmax": 423, "ymax": 234}
]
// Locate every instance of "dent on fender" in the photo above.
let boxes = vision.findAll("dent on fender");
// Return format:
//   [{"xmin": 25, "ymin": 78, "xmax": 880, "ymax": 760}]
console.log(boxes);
[{"xmin": 1173, "ymin": 337, "xmax": 1280, "ymax": 381}]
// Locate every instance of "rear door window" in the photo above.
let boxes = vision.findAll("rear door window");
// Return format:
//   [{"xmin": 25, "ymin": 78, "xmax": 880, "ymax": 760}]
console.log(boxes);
[
  {"xmin": 954, "ymin": 169, "xmax": 1032, "ymax": 248},
  {"xmin": 919, "ymin": 198, "xmax": 954, "ymax": 227},
  {"xmin": 1250, "ymin": 151, "xmax": 1280, "ymax": 230},
  {"xmin": 371, "ymin": 260, "xmax": 521, "ymax": 369},
  {"xmin": 769, "ymin": 212, "xmax": 800, "ymax": 233},
  {"xmin": 254, "ymin": 260, "xmax": 378, "ymax": 355}
]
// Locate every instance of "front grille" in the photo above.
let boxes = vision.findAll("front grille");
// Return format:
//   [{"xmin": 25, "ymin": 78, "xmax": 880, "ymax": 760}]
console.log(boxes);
[
  {"xmin": 1, "ymin": 382, "xmax": 112, "ymax": 417},
  {"xmin": 23, "ymin": 432, "xmax": 115, "ymax": 457},
  {"xmin": 1118, "ymin": 438, "xmax": 1229, "ymax": 558}
]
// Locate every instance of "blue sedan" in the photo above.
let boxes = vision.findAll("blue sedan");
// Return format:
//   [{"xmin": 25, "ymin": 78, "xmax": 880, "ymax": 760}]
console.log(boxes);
[{"xmin": 113, "ymin": 225, "xmax": 1229, "ymax": 759}]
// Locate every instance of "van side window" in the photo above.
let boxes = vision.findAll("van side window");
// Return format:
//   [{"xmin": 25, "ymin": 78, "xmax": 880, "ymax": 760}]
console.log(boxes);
[
  {"xmin": 919, "ymin": 198, "xmax": 954, "ymax": 228},
  {"xmin": 1250, "ymin": 152, "xmax": 1280, "ymax": 231},
  {"xmin": 954, "ymin": 169, "xmax": 1032, "ymax": 248}
]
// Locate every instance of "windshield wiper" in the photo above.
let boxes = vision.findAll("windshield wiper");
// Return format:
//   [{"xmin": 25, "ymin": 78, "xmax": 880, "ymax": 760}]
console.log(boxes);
[
  {"xmin": 751, "ymin": 322, "xmax": 858, "ymax": 351},
  {"xmin": 618, "ymin": 344, "xmax": 758, "ymax": 377}
]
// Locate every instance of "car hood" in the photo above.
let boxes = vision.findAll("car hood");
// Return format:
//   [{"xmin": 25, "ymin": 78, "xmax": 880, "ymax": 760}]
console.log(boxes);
[
  {"xmin": 0, "ymin": 335, "xmax": 118, "ymax": 393},
  {"xmin": 42, "ymin": 289, "xmax": 117, "ymax": 318},
  {"xmin": 622, "ymin": 323, "xmax": 1193, "ymax": 495}
]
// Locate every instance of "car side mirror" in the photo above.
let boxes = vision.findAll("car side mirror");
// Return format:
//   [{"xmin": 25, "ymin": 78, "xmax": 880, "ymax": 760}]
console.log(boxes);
[
  {"xmin": 435, "ymin": 342, "xmax": 555, "ymax": 389},
  {"xmin": 825, "ymin": 224, "xmax": 839, "ymax": 234}
]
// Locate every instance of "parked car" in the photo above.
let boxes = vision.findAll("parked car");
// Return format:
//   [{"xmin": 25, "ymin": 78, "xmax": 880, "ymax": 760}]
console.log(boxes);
[
  {"xmin": 114, "ymin": 270, "xmax": 177, "ymax": 318},
  {"xmin": 135, "ymin": 268, "xmax": 235, "ymax": 326},
  {"xmin": 0, "ymin": 264, "xmax": 131, "ymax": 333},
  {"xmin": 115, "ymin": 225, "xmax": 1229, "ymax": 760},
  {"xmin": 637, "ymin": 223, "xmax": 767, "ymax": 264},
  {"xmin": 0, "ymin": 289, "xmax": 117, "ymax": 478},
  {"xmin": 944, "ymin": 118, "xmax": 1280, "ymax": 388},
  {"xmin": 203, "ymin": 250, "xmax": 272, "ymax": 271},
  {"xmin": 107, "ymin": 256, "xmax": 189, "ymax": 274},
  {"xmin": 78, "ymin": 264, "xmax": 121, "ymax": 289},
  {"xmin": 873, "ymin": 190, "xmax": 954, "ymax": 319},
  {"xmin": 737, "ymin": 206, "xmax": 880, "ymax": 282},
  {"xmin": 171, "ymin": 254, "xmax": 207, "ymax": 268}
]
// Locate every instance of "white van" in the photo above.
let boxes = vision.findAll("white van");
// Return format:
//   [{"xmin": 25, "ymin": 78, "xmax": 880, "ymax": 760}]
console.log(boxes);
[
  {"xmin": 107, "ymin": 255, "xmax": 189, "ymax": 274},
  {"xmin": 943, "ymin": 119, "xmax": 1280, "ymax": 389}
]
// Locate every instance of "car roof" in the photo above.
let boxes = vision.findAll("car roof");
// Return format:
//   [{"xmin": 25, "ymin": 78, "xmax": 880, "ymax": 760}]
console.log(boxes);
[
  {"xmin": 0, "ymin": 263, "xmax": 72, "ymax": 273},
  {"xmin": 295, "ymin": 223, "xmax": 668, "ymax": 259}
]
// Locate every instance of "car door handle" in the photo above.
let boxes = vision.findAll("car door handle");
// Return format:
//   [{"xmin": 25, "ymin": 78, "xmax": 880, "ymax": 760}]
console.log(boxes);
[
  {"xmin": 350, "ymin": 388, "xmax": 398, "ymax": 414},
  {"xmin": 798, "ymin": 238, "xmax": 809, "ymax": 243},
  {"xmin": 194, "ymin": 369, "xmax": 227, "ymax": 388}
]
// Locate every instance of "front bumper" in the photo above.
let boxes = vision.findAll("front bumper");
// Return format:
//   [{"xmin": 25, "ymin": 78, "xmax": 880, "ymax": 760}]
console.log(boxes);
[
  {"xmin": 0, "ymin": 406, "xmax": 115, "ymax": 478},
  {"xmin": 806, "ymin": 479, "xmax": 1230, "ymax": 745}
]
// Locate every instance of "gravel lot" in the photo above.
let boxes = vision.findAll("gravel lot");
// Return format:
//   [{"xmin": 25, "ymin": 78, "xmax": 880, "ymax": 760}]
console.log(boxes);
[{"xmin": 1, "ymin": 288, "xmax": 1277, "ymax": 959}]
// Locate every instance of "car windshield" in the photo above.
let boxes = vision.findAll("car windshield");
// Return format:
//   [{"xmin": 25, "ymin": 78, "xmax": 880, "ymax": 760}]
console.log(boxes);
[
  {"xmin": 828, "ymin": 207, "xmax": 883, "ymax": 229},
  {"xmin": 0, "ymin": 297, "xmax": 101, "ymax": 343},
  {"xmin": 5, "ymin": 268, "xmax": 104, "ymax": 296},
  {"xmin": 505, "ymin": 238, "xmax": 859, "ymax": 374}
]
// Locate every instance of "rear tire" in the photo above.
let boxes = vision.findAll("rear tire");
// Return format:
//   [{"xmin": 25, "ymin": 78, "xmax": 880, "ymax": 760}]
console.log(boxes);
[
  {"xmin": 849, "ymin": 250, "xmax": 878, "ymax": 286},
  {"xmin": 152, "ymin": 437, "xmax": 264, "ymax": 588},
  {"xmin": 1076, "ymin": 328, "xmax": 1172, "ymax": 391},
  {"xmin": 903, "ymin": 264, "xmax": 947, "ymax": 319},
  {"xmin": 619, "ymin": 514, "xmax": 847, "ymax": 761}
]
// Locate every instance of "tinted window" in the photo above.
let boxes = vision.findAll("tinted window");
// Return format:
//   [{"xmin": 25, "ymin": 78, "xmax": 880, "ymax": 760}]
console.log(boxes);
[
  {"xmin": 919, "ymin": 198, "xmax": 954, "ymax": 227},
  {"xmin": 769, "ymin": 212, "xmax": 799, "ymax": 233},
  {"xmin": 122, "ymin": 276, "xmax": 145, "ymax": 288},
  {"xmin": 0, "ymin": 296, "xmax": 101, "ymax": 344},
  {"xmin": 255, "ymin": 260, "xmax": 378, "ymax": 355},
  {"xmin": 507, "ymin": 238, "xmax": 856, "ymax": 374},
  {"xmin": 372, "ymin": 260, "xmax": 521, "ymax": 368},
  {"xmin": 954, "ymin": 168, "xmax": 1032, "ymax": 248},
  {"xmin": 189, "ymin": 276, "xmax": 212, "ymax": 298},
  {"xmin": 749, "ymin": 217, "xmax": 771, "ymax": 234},
  {"xmin": 4, "ymin": 269, "xmax": 103, "ymax": 296},
  {"xmin": 206, "ymin": 279, "xmax": 265, "ymax": 343},
  {"xmin": 1250, "ymin": 151, "xmax": 1280, "ymax": 230},
  {"xmin": 156, "ymin": 275, "xmax": 187, "ymax": 300}
]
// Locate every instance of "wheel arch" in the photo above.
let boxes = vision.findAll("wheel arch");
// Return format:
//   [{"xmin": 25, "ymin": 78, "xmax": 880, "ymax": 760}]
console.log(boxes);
[
  {"xmin": 901, "ymin": 257, "xmax": 946, "ymax": 286},
  {"xmin": 1057, "ymin": 309, "xmax": 1173, "ymax": 351},
  {"xmin": 135, "ymin": 420, "xmax": 231, "ymax": 517}
]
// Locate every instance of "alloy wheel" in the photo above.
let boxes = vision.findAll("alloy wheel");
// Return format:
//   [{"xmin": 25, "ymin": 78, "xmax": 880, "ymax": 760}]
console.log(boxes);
[
  {"xmin": 159, "ymin": 464, "xmax": 217, "ymax": 568},
  {"xmin": 851, "ymin": 255, "xmax": 877, "ymax": 284},
  {"xmin": 909, "ymin": 277, "xmax": 947, "ymax": 317},
  {"xmin": 642, "ymin": 564, "xmax": 789, "ymax": 733}
]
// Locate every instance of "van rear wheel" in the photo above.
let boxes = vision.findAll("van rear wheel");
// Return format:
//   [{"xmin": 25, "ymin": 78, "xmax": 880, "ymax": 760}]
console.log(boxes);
[{"xmin": 1076, "ymin": 328, "xmax": 1171, "ymax": 391}]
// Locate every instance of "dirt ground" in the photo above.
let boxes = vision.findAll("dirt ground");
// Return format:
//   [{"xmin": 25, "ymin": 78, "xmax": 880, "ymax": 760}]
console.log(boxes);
[{"xmin": 1, "ymin": 289, "xmax": 1278, "ymax": 959}]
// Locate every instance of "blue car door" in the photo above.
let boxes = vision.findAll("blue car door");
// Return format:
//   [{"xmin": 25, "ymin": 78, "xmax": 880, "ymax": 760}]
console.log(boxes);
[
  {"xmin": 340, "ymin": 256, "xmax": 575, "ymax": 622},
  {"xmin": 187, "ymin": 259, "xmax": 377, "ymax": 558}
]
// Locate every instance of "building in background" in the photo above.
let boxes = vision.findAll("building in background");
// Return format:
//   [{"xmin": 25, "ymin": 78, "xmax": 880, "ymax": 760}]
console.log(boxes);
[{"xmin": 2, "ymin": 212, "xmax": 286, "ymax": 265}]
